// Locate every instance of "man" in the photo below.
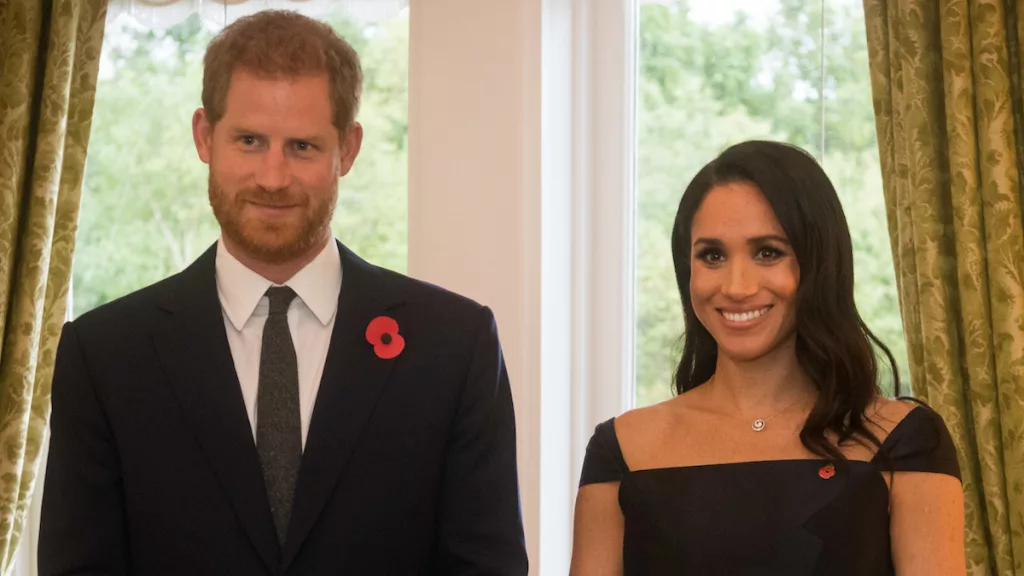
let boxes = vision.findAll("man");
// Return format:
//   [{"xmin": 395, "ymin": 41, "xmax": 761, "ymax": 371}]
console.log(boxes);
[{"xmin": 39, "ymin": 10, "xmax": 527, "ymax": 575}]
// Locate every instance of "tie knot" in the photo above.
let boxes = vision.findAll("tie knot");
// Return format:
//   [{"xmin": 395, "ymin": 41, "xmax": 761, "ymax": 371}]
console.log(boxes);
[{"xmin": 265, "ymin": 286, "xmax": 297, "ymax": 316}]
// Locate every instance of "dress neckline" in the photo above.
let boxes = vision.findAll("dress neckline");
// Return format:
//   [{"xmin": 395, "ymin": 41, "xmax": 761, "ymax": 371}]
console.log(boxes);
[
  {"xmin": 615, "ymin": 404, "xmax": 924, "ymax": 474},
  {"xmin": 627, "ymin": 457, "xmax": 873, "ymax": 474}
]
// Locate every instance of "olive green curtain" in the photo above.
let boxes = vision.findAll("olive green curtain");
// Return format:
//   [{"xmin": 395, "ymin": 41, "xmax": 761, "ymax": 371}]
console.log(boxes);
[
  {"xmin": 0, "ymin": 0, "xmax": 107, "ymax": 570},
  {"xmin": 864, "ymin": 1, "xmax": 1024, "ymax": 574}
]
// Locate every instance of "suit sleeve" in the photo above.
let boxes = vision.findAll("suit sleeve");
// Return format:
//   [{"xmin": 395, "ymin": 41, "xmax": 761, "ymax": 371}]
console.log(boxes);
[
  {"xmin": 39, "ymin": 322, "xmax": 129, "ymax": 575},
  {"xmin": 436, "ymin": 306, "xmax": 528, "ymax": 575}
]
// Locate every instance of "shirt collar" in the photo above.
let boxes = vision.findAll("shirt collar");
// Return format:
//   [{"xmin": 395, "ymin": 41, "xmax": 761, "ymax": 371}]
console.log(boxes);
[{"xmin": 215, "ymin": 237, "xmax": 342, "ymax": 330}]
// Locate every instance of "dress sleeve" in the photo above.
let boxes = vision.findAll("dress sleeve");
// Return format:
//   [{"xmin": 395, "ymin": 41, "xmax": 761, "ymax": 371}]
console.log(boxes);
[
  {"xmin": 579, "ymin": 418, "xmax": 629, "ymax": 486},
  {"xmin": 873, "ymin": 404, "xmax": 961, "ymax": 481}
]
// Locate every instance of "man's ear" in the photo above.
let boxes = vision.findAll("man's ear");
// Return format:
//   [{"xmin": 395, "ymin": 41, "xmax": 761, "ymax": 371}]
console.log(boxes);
[
  {"xmin": 336, "ymin": 122, "xmax": 364, "ymax": 177},
  {"xmin": 192, "ymin": 108, "xmax": 214, "ymax": 164}
]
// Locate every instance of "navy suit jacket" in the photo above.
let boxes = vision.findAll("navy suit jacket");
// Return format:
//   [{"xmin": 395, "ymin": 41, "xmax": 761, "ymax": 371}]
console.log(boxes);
[{"xmin": 39, "ymin": 241, "xmax": 528, "ymax": 575}]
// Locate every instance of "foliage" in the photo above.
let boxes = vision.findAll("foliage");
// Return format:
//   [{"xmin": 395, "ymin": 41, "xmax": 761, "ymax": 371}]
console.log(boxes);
[{"xmin": 636, "ymin": 0, "xmax": 908, "ymax": 406}]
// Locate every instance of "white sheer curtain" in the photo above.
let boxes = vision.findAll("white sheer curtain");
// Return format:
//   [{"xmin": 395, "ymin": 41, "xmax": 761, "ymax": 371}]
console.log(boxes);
[{"xmin": 108, "ymin": 0, "xmax": 408, "ymax": 29}]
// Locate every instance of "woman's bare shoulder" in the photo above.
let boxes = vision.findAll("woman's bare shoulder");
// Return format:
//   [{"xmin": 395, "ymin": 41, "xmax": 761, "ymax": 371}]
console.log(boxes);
[
  {"xmin": 864, "ymin": 395, "xmax": 919, "ymax": 436},
  {"xmin": 614, "ymin": 400, "xmax": 674, "ymax": 439},
  {"xmin": 612, "ymin": 392, "xmax": 702, "ymax": 467}
]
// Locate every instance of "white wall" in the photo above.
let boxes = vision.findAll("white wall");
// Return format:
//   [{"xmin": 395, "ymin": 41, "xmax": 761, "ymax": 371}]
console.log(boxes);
[
  {"xmin": 407, "ymin": 0, "xmax": 547, "ymax": 567},
  {"xmin": 407, "ymin": 1, "xmax": 637, "ymax": 573}
]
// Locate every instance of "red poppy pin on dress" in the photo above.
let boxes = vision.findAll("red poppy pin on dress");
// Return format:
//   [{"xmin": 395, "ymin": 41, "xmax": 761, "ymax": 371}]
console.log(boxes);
[
  {"xmin": 366, "ymin": 316, "xmax": 405, "ymax": 359},
  {"xmin": 818, "ymin": 463, "xmax": 836, "ymax": 479}
]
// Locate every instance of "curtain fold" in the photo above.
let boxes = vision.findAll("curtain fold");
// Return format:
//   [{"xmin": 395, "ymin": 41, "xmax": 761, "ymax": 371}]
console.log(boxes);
[
  {"xmin": 0, "ymin": 0, "xmax": 108, "ymax": 571},
  {"xmin": 863, "ymin": 1, "xmax": 1024, "ymax": 574}
]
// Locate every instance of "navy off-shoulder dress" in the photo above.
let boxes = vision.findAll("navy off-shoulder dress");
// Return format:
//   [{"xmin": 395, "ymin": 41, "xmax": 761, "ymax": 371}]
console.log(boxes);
[{"xmin": 579, "ymin": 404, "xmax": 961, "ymax": 575}]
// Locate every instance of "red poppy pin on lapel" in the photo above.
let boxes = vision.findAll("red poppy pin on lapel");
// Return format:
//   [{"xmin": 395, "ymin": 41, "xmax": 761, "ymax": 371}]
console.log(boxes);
[
  {"xmin": 818, "ymin": 463, "xmax": 836, "ymax": 480},
  {"xmin": 366, "ymin": 316, "xmax": 405, "ymax": 359}
]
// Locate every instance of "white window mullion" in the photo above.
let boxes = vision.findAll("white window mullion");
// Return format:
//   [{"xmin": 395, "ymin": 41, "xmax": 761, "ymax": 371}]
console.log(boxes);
[{"xmin": 571, "ymin": 0, "xmax": 638, "ymax": 476}]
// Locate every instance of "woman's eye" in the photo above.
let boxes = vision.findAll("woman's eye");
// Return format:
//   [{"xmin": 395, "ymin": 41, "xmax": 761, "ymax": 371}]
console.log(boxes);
[{"xmin": 697, "ymin": 249, "xmax": 724, "ymax": 264}]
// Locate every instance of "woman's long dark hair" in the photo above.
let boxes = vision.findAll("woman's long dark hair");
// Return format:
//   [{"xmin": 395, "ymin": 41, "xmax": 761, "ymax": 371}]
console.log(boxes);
[{"xmin": 671, "ymin": 140, "xmax": 901, "ymax": 463}]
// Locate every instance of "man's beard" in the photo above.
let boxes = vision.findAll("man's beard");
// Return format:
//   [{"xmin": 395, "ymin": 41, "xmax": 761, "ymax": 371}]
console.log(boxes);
[{"xmin": 208, "ymin": 174, "xmax": 336, "ymax": 265}]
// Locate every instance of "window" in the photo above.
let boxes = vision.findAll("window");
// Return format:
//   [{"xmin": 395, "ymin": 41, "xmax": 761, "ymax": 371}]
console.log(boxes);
[
  {"xmin": 634, "ymin": 0, "xmax": 908, "ymax": 407},
  {"xmin": 72, "ymin": 7, "xmax": 409, "ymax": 318}
]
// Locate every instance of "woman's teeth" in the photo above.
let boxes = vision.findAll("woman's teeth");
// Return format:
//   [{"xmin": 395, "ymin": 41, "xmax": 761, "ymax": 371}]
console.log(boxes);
[{"xmin": 722, "ymin": 307, "xmax": 770, "ymax": 322}]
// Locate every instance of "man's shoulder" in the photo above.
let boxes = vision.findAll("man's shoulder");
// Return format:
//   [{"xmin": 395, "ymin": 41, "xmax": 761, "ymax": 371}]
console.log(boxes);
[
  {"xmin": 363, "ymin": 263, "xmax": 488, "ymax": 319},
  {"xmin": 71, "ymin": 270, "xmax": 184, "ymax": 333}
]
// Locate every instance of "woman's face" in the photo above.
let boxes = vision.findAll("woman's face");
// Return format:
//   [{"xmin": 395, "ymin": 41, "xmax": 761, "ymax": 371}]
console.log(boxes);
[{"xmin": 689, "ymin": 181, "xmax": 800, "ymax": 363}]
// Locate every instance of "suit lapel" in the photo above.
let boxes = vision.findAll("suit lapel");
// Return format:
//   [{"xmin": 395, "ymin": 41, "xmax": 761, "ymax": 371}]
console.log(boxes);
[
  {"xmin": 152, "ymin": 245, "xmax": 281, "ymax": 572},
  {"xmin": 282, "ymin": 243, "xmax": 404, "ymax": 568}
]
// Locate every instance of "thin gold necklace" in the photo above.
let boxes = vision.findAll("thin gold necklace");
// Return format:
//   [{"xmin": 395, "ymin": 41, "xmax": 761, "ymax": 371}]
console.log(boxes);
[{"xmin": 711, "ymin": 380, "xmax": 810, "ymax": 432}]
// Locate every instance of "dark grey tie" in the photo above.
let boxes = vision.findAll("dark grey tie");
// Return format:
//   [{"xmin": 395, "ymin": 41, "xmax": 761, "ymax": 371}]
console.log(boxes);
[{"xmin": 257, "ymin": 286, "xmax": 301, "ymax": 545}]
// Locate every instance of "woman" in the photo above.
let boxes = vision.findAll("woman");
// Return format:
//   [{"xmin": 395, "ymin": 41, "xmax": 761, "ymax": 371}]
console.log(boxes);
[{"xmin": 570, "ymin": 141, "xmax": 964, "ymax": 575}]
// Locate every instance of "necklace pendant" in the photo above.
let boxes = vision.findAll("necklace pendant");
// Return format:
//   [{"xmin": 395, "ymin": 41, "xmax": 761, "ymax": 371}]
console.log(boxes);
[{"xmin": 752, "ymin": 419, "xmax": 766, "ymax": 432}]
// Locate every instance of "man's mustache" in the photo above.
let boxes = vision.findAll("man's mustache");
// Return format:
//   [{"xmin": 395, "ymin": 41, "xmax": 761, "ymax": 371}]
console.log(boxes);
[{"xmin": 234, "ymin": 188, "xmax": 306, "ymax": 207}]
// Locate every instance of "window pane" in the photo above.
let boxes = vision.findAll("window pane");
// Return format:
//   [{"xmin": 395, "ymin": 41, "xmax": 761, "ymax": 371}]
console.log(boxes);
[
  {"xmin": 72, "ymin": 10, "xmax": 409, "ymax": 317},
  {"xmin": 634, "ymin": 0, "xmax": 907, "ymax": 407}
]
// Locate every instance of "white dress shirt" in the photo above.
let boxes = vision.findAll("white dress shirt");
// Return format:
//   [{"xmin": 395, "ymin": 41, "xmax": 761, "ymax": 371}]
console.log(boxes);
[{"xmin": 215, "ymin": 237, "xmax": 342, "ymax": 449}]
